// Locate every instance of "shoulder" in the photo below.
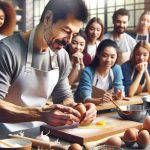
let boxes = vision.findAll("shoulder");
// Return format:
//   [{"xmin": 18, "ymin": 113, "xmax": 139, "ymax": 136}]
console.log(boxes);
[
  {"xmin": 112, "ymin": 64, "xmax": 121, "ymax": 71},
  {"xmin": 103, "ymin": 32, "xmax": 112, "ymax": 39},
  {"xmin": 125, "ymin": 33, "xmax": 136, "ymax": 42},
  {"xmin": 121, "ymin": 61, "xmax": 131, "ymax": 69},
  {"xmin": 82, "ymin": 66, "xmax": 95, "ymax": 77},
  {"xmin": 57, "ymin": 48, "xmax": 70, "ymax": 65}
]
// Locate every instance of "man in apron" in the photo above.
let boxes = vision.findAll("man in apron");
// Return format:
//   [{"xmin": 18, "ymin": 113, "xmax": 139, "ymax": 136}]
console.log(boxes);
[
  {"xmin": 0, "ymin": 0, "xmax": 97, "ymax": 132},
  {"xmin": 103, "ymin": 8, "xmax": 136, "ymax": 64}
]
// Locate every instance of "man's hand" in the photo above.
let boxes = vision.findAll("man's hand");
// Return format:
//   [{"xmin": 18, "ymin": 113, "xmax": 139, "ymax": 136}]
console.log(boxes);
[
  {"xmin": 41, "ymin": 104, "xmax": 81, "ymax": 126},
  {"xmin": 80, "ymin": 103, "xmax": 97, "ymax": 126}
]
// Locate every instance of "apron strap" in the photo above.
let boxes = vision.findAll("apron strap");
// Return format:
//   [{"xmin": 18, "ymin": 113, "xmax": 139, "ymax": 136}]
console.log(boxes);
[{"xmin": 25, "ymin": 27, "xmax": 36, "ymax": 73}]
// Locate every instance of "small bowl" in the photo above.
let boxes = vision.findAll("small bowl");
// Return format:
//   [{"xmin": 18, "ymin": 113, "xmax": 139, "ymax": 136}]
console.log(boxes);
[
  {"xmin": 0, "ymin": 138, "xmax": 32, "ymax": 150},
  {"xmin": 92, "ymin": 145, "xmax": 122, "ymax": 150},
  {"xmin": 123, "ymin": 140, "xmax": 136, "ymax": 147},
  {"xmin": 117, "ymin": 104, "xmax": 149, "ymax": 122}
]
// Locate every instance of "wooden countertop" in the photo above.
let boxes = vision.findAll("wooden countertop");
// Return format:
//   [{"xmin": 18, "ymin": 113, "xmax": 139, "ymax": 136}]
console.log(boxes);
[{"xmin": 96, "ymin": 95, "xmax": 144, "ymax": 111}]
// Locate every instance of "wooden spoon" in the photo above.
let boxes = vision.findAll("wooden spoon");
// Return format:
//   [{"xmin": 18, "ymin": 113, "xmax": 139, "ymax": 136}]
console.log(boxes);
[{"xmin": 110, "ymin": 99, "xmax": 130, "ymax": 115}]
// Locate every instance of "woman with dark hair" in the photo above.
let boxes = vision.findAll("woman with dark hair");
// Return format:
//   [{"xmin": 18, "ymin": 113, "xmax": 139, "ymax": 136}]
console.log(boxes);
[
  {"xmin": 0, "ymin": 1, "xmax": 16, "ymax": 39},
  {"xmin": 65, "ymin": 30, "xmax": 87, "ymax": 93},
  {"xmin": 122, "ymin": 40, "xmax": 150, "ymax": 97},
  {"xmin": 75, "ymin": 39, "xmax": 124, "ymax": 105},
  {"xmin": 83, "ymin": 17, "xmax": 104, "ymax": 66}
]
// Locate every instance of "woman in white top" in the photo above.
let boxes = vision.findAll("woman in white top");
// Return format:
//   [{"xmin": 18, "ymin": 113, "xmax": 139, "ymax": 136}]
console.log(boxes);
[{"xmin": 83, "ymin": 17, "xmax": 104, "ymax": 66}]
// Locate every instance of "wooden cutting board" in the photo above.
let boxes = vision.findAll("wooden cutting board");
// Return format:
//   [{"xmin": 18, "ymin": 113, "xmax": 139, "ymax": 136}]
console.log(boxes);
[
  {"xmin": 40, "ymin": 113, "xmax": 142, "ymax": 145},
  {"xmin": 93, "ymin": 86, "xmax": 144, "ymax": 111}
]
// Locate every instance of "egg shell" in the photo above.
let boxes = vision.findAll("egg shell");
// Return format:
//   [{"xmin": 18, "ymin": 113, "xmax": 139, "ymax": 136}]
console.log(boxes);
[
  {"xmin": 137, "ymin": 130, "xmax": 150, "ymax": 148},
  {"xmin": 68, "ymin": 143, "xmax": 82, "ymax": 150},
  {"xmin": 123, "ymin": 128, "xmax": 139, "ymax": 142},
  {"xmin": 143, "ymin": 116, "xmax": 150, "ymax": 132},
  {"xmin": 105, "ymin": 136, "xmax": 122, "ymax": 147},
  {"xmin": 75, "ymin": 103, "xmax": 86, "ymax": 119}
]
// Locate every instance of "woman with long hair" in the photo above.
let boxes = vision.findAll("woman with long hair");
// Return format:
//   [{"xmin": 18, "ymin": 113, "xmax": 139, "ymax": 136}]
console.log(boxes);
[
  {"xmin": 0, "ymin": 1, "xmax": 16, "ymax": 39},
  {"xmin": 130, "ymin": 11, "xmax": 150, "ymax": 42},
  {"xmin": 66, "ymin": 30, "xmax": 87, "ymax": 93},
  {"xmin": 75, "ymin": 39, "xmax": 124, "ymax": 105},
  {"xmin": 122, "ymin": 40, "xmax": 150, "ymax": 96},
  {"xmin": 83, "ymin": 17, "xmax": 104, "ymax": 66}
]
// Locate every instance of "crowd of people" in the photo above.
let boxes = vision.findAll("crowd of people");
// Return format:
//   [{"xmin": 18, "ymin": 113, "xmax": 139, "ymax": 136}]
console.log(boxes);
[{"xmin": 0, "ymin": 0, "xmax": 149, "ymax": 133}]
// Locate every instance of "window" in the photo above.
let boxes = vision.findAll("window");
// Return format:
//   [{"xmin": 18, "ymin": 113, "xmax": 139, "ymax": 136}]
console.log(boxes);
[{"xmin": 33, "ymin": 0, "xmax": 146, "ymax": 32}]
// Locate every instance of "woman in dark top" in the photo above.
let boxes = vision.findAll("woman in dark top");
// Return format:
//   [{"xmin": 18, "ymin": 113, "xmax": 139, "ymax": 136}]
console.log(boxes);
[{"xmin": 122, "ymin": 40, "xmax": 150, "ymax": 96}]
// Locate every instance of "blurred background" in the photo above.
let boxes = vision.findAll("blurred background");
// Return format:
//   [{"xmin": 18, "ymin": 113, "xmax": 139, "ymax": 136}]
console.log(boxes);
[{"xmin": 4, "ymin": 0, "xmax": 150, "ymax": 32}]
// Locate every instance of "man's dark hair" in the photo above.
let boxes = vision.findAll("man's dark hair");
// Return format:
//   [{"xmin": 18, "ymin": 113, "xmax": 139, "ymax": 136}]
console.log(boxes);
[
  {"xmin": 112, "ymin": 8, "xmax": 130, "ymax": 21},
  {"xmin": 40, "ymin": 0, "xmax": 88, "ymax": 23}
]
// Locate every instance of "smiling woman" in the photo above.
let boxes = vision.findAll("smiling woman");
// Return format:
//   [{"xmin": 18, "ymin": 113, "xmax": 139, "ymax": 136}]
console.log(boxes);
[
  {"xmin": 121, "ymin": 40, "xmax": 150, "ymax": 97},
  {"xmin": 74, "ymin": 39, "xmax": 125, "ymax": 105},
  {"xmin": 0, "ymin": 1, "xmax": 16, "ymax": 39}
]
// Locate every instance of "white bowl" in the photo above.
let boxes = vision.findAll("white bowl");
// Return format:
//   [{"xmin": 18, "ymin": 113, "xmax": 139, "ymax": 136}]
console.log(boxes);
[{"xmin": 0, "ymin": 138, "xmax": 32, "ymax": 150}]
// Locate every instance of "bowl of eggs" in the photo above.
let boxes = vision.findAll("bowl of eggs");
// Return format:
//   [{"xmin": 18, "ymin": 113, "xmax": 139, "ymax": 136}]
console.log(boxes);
[{"xmin": 117, "ymin": 104, "xmax": 150, "ymax": 122}]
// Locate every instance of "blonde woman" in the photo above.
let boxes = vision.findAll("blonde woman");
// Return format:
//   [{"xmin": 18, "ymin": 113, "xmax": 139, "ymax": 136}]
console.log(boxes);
[
  {"xmin": 130, "ymin": 11, "xmax": 150, "ymax": 42},
  {"xmin": 121, "ymin": 40, "xmax": 150, "ymax": 97}
]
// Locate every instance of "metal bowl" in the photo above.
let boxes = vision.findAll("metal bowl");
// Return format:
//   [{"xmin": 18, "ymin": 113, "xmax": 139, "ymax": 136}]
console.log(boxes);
[
  {"xmin": 117, "ymin": 104, "xmax": 150, "ymax": 122},
  {"xmin": 92, "ymin": 145, "xmax": 122, "ymax": 150}
]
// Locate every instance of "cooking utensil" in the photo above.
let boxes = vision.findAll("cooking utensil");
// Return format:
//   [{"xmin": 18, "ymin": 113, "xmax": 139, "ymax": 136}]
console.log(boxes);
[
  {"xmin": 117, "ymin": 104, "xmax": 150, "ymax": 122},
  {"xmin": 110, "ymin": 99, "xmax": 130, "ymax": 115}
]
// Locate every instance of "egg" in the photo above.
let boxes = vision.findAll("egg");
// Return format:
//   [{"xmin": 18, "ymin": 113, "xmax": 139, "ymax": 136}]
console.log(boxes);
[
  {"xmin": 123, "ymin": 128, "xmax": 139, "ymax": 141},
  {"xmin": 137, "ymin": 130, "xmax": 150, "ymax": 149},
  {"xmin": 68, "ymin": 143, "xmax": 82, "ymax": 150},
  {"xmin": 75, "ymin": 103, "xmax": 86, "ymax": 120},
  {"xmin": 143, "ymin": 116, "xmax": 150, "ymax": 132},
  {"xmin": 105, "ymin": 136, "xmax": 122, "ymax": 147}
]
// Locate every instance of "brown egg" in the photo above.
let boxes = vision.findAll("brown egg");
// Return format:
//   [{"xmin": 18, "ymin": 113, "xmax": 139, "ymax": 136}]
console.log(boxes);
[
  {"xmin": 75, "ymin": 103, "xmax": 86, "ymax": 120},
  {"xmin": 143, "ymin": 116, "xmax": 150, "ymax": 132},
  {"xmin": 68, "ymin": 143, "xmax": 82, "ymax": 150},
  {"xmin": 137, "ymin": 130, "xmax": 150, "ymax": 148},
  {"xmin": 105, "ymin": 136, "xmax": 122, "ymax": 147},
  {"xmin": 123, "ymin": 128, "xmax": 139, "ymax": 141}
]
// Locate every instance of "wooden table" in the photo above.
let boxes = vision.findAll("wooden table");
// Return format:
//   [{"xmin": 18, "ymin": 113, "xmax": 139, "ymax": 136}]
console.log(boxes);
[{"xmin": 1, "ymin": 112, "xmax": 149, "ymax": 150}]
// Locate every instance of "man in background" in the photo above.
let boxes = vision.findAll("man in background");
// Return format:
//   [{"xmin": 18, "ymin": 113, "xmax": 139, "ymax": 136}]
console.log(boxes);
[{"xmin": 103, "ymin": 8, "xmax": 136, "ymax": 64}]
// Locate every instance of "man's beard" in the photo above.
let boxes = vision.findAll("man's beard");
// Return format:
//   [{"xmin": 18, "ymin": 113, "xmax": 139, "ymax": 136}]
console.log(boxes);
[{"xmin": 114, "ymin": 26, "xmax": 126, "ymax": 34}]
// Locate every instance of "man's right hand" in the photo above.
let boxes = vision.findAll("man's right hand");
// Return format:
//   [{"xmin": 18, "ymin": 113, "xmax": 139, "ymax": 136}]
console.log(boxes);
[{"xmin": 41, "ymin": 104, "xmax": 81, "ymax": 126}]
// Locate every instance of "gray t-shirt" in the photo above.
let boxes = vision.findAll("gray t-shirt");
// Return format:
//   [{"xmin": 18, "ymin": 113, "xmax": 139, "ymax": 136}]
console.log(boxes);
[{"xmin": 0, "ymin": 33, "xmax": 73, "ymax": 103}]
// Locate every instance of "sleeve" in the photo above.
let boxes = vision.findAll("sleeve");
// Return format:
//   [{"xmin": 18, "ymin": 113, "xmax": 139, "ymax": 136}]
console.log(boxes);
[
  {"xmin": 51, "ymin": 49, "xmax": 73, "ymax": 104},
  {"xmin": 74, "ymin": 67, "xmax": 94, "ymax": 102},
  {"xmin": 112, "ymin": 65, "xmax": 125, "ymax": 94},
  {"xmin": 0, "ymin": 42, "xmax": 17, "ymax": 99},
  {"xmin": 121, "ymin": 62, "xmax": 133, "ymax": 95}
]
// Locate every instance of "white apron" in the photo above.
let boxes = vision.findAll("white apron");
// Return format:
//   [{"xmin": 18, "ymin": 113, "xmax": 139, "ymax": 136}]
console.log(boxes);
[{"xmin": 3, "ymin": 28, "xmax": 59, "ymax": 131}]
